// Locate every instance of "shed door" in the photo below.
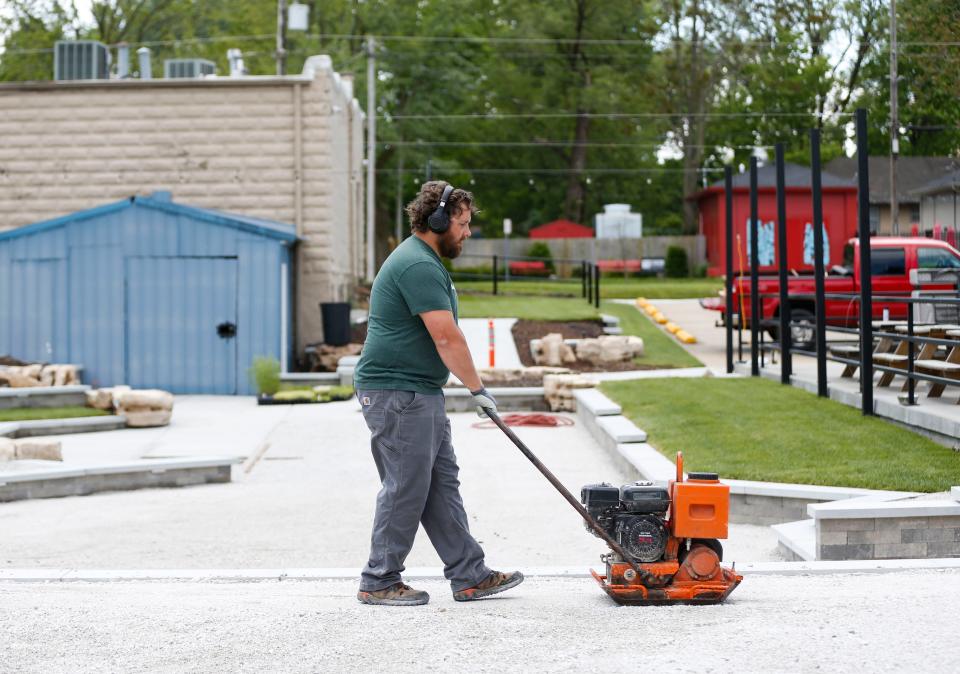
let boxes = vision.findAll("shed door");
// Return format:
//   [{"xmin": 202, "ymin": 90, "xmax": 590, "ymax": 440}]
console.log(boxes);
[
  {"xmin": 11, "ymin": 259, "xmax": 64, "ymax": 363},
  {"xmin": 126, "ymin": 257, "xmax": 238, "ymax": 394}
]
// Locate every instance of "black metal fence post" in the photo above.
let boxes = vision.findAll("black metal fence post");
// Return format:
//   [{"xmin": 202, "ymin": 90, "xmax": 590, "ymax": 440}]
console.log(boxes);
[
  {"xmin": 811, "ymin": 128, "xmax": 828, "ymax": 398},
  {"xmin": 856, "ymin": 108, "xmax": 874, "ymax": 416},
  {"xmin": 907, "ymin": 306, "xmax": 916, "ymax": 406},
  {"xmin": 492, "ymin": 255, "xmax": 498, "ymax": 296},
  {"xmin": 725, "ymin": 165, "xmax": 734, "ymax": 374},
  {"xmin": 586, "ymin": 262, "xmax": 593, "ymax": 305},
  {"xmin": 581, "ymin": 261, "xmax": 587, "ymax": 299},
  {"xmin": 775, "ymin": 143, "xmax": 791, "ymax": 383},
  {"xmin": 594, "ymin": 264, "xmax": 601, "ymax": 309},
  {"xmin": 750, "ymin": 157, "xmax": 760, "ymax": 377}
]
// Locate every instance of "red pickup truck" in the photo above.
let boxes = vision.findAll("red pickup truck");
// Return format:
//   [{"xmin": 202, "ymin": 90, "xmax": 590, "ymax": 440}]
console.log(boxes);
[{"xmin": 702, "ymin": 237, "xmax": 960, "ymax": 348}]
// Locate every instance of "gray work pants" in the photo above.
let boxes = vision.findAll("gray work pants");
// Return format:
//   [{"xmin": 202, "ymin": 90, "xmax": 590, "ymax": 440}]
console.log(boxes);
[{"xmin": 357, "ymin": 389, "xmax": 490, "ymax": 592}]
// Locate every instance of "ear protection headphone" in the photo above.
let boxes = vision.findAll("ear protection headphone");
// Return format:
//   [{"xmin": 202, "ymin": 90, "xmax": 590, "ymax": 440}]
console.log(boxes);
[{"xmin": 427, "ymin": 184, "xmax": 455, "ymax": 234}]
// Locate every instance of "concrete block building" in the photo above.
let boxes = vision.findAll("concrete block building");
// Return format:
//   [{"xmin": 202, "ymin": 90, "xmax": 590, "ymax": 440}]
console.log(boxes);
[{"xmin": 0, "ymin": 55, "xmax": 365, "ymax": 352}]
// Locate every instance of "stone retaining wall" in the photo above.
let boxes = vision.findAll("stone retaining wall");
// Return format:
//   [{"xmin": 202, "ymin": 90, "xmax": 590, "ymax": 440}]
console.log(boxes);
[{"xmin": 817, "ymin": 516, "xmax": 960, "ymax": 560}]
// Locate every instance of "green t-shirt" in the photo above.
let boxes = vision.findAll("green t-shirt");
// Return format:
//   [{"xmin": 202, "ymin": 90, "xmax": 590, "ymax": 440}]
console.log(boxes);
[{"xmin": 354, "ymin": 236, "xmax": 458, "ymax": 393}]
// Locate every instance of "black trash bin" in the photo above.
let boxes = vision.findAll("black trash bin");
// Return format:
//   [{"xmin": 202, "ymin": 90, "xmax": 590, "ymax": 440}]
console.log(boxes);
[{"xmin": 320, "ymin": 302, "xmax": 352, "ymax": 346}]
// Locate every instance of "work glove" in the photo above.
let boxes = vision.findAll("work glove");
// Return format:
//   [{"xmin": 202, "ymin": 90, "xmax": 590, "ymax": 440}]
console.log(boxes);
[{"xmin": 470, "ymin": 387, "xmax": 498, "ymax": 419}]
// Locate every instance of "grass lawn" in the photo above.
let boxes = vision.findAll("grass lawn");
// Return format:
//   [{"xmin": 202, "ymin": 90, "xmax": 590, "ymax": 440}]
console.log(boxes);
[
  {"xmin": 601, "ymin": 377, "xmax": 960, "ymax": 492},
  {"xmin": 454, "ymin": 277, "xmax": 721, "ymax": 300},
  {"xmin": 600, "ymin": 302, "xmax": 702, "ymax": 369},
  {"xmin": 0, "ymin": 406, "xmax": 110, "ymax": 423},
  {"xmin": 458, "ymin": 295, "xmax": 599, "ymax": 321}
]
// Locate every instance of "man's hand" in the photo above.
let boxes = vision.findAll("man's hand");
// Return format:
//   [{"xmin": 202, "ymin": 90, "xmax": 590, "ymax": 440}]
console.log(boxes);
[{"xmin": 470, "ymin": 387, "xmax": 498, "ymax": 418}]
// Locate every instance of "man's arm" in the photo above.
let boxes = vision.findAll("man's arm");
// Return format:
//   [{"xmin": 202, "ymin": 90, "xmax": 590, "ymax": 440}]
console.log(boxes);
[{"xmin": 420, "ymin": 309, "xmax": 483, "ymax": 392}]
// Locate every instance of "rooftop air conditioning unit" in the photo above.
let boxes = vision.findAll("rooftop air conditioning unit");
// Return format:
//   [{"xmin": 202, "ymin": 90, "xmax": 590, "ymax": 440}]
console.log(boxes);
[
  {"xmin": 163, "ymin": 59, "xmax": 216, "ymax": 78},
  {"xmin": 54, "ymin": 40, "xmax": 110, "ymax": 80}
]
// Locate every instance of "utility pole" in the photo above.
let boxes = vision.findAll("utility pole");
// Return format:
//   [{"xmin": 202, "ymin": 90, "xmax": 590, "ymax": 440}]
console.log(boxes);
[
  {"xmin": 890, "ymin": 0, "xmax": 899, "ymax": 235},
  {"xmin": 366, "ymin": 36, "xmax": 377, "ymax": 281},
  {"xmin": 275, "ymin": 0, "xmax": 287, "ymax": 76}
]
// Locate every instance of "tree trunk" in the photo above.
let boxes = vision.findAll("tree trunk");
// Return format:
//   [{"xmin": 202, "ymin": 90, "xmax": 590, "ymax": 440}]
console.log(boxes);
[{"xmin": 564, "ymin": 109, "xmax": 591, "ymax": 223}]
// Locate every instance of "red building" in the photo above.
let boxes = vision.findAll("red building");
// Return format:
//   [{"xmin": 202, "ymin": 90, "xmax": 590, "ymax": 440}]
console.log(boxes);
[
  {"xmin": 694, "ymin": 162, "xmax": 858, "ymax": 276},
  {"xmin": 529, "ymin": 219, "xmax": 594, "ymax": 238}
]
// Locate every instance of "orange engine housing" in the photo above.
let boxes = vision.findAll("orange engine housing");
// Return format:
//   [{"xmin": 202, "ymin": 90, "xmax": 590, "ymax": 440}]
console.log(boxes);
[{"xmin": 670, "ymin": 473, "xmax": 729, "ymax": 540}]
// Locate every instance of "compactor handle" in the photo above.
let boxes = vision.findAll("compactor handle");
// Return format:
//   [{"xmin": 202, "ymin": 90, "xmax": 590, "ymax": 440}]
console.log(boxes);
[{"xmin": 676, "ymin": 451, "xmax": 684, "ymax": 483}]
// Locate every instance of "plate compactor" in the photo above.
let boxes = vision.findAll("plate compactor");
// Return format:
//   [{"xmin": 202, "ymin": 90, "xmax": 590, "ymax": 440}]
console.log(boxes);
[{"xmin": 487, "ymin": 411, "xmax": 742, "ymax": 606}]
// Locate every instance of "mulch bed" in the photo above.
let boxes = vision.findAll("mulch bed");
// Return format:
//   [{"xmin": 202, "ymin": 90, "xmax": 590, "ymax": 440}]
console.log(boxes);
[{"xmin": 511, "ymin": 320, "xmax": 656, "ymax": 373}]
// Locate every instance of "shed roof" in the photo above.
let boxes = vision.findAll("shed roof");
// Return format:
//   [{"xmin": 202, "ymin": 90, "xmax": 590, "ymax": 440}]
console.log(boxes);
[
  {"xmin": 825, "ymin": 156, "xmax": 960, "ymax": 204},
  {"xmin": 0, "ymin": 193, "xmax": 298, "ymax": 243},
  {"xmin": 529, "ymin": 219, "xmax": 594, "ymax": 238},
  {"xmin": 706, "ymin": 161, "xmax": 854, "ymax": 190}
]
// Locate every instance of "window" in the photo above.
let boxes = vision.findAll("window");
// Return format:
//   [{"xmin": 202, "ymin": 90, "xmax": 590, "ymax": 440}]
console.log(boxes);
[
  {"xmin": 869, "ymin": 205, "xmax": 880, "ymax": 235},
  {"xmin": 918, "ymin": 247, "xmax": 960, "ymax": 269},
  {"xmin": 870, "ymin": 248, "xmax": 906, "ymax": 275},
  {"xmin": 910, "ymin": 204, "xmax": 920, "ymax": 224}
]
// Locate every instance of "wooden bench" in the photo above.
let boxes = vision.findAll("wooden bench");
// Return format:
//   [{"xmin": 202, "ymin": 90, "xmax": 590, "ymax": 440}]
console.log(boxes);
[
  {"xmin": 828, "ymin": 345, "xmax": 861, "ymax": 378},
  {"xmin": 873, "ymin": 325, "xmax": 947, "ymax": 388},
  {"xmin": 914, "ymin": 329, "xmax": 960, "ymax": 401}
]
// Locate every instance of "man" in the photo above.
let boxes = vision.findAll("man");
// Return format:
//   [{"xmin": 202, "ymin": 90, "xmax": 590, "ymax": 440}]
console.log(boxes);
[{"xmin": 353, "ymin": 180, "xmax": 523, "ymax": 606}]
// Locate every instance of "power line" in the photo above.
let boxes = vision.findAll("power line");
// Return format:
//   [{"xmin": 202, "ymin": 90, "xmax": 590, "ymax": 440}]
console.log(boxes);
[
  {"xmin": 378, "ymin": 140, "xmax": 773, "ymax": 149},
  {"xmin": 375, "ymin": 167, "xmax": 724, "ymax": 174},
  {"xmin": 379, "ymin": 111, "xmax": 843, "ymax": 120}
]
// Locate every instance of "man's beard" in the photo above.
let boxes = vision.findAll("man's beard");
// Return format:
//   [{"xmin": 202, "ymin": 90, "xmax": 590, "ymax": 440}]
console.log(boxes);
[{"xmin": 438, "ymin": 230, "xmax": 463, "ymax": 259}]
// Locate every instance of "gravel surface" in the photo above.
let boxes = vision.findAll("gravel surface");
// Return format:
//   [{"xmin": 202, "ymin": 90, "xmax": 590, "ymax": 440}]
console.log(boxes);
[
  {"xmin": 3, "ymin": 570, "xmax": 959, "ymax": 673},
  {"xmin": 0, "ymin": 401, "xmax": 782, "ymax": 569}
]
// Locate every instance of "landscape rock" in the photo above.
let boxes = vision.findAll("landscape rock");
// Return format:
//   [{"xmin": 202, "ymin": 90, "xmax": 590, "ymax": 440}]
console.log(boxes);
[
  {"xmin": 13, "ymin": 438, "xmax": 63, "ymax": 461},
  {"xmin": 575, "ymin": 335, "xmax": 644, "ymax": 365},
  {"xmin": 542, "ymin": 373, "xmax": 596, "ymax": 412},
  {"xmin": 531, "ymin": 333, "xmax": 577, "ymax": 367},
  {"xmin": 0, "ymin": 369, "xmax": 42, "ymax": 388},
  {"xmin": 115, "ymin": 389, "xmax": 174, "ymax": 427},
  {"xmin": 0, "ymin": 437, "xmax": 16, "ymax": 462},
  {"xmin": 123, "ymin": 409, "xmax": 173, "ymax": 428},
  {"xmin": 21, "ymin": 364, "xmax": 43, "ymax": 380},
  {"xmin": 85, "ymin": 389, "xmax": 115, "ymax": 411}
]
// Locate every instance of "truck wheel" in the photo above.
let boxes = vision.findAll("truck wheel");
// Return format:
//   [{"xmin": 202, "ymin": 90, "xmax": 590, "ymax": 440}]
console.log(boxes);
[
  {"xmin": 788, "ymin": 308, "xmax": 816, "ymax": 351},
  {"xmin": 769, "ymin": 308, "xmax": 816, "ymax": 351}
]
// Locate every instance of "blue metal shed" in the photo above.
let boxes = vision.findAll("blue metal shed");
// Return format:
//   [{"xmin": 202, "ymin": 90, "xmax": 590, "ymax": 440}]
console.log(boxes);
[{"xmin": 0, "ymin": 193, "xmax": 297, "ymax": 395}]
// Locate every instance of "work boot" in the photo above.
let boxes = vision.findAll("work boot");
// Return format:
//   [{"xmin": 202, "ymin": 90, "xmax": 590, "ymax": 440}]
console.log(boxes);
[
  {"xmin": 453, "ymin": 570, "xmax": 524, "ymax": 602},
  {"xmin": 357, "ymin": 582, "xmax": 429, "ymax": 606}
]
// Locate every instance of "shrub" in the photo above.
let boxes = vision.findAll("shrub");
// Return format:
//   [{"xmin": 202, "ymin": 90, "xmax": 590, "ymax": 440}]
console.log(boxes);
[
  {"xmin": 526, "ymin": 242, "xmax": 555, "ymax": 273},
  {"xmin": 692, "ymin": 262, "xmax": 709, "ymax": 278},
  {"xmin": 665, "ymin": 246, "xmax": 689, "ymax": 278},
  {"xmin": 249, "ymin": 356, "xmax": 281, "ymax": 396}
]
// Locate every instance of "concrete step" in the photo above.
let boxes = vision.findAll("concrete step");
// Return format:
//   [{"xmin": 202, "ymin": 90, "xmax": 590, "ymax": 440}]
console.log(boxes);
[
  {"xmin": 572, "ymin": 388, "xmax": 621, "ymax": 416},
  {"xmin": 0, "ymin": 456, "xmax": 242, "ymax": 502},
  {"xmin": 595, "ymin": 415, "xmax": 647, "ymax": 444},
  {"xmin": 772, "ymin": 518, "xmax": 816, "ymax": 562},
  {"xmin": 0, "ymin": 385, "xmax": 90, "ymax": 410},
  {"xmin": 0, "ymin": 415, "xmax": 126, "ymax": 439}
]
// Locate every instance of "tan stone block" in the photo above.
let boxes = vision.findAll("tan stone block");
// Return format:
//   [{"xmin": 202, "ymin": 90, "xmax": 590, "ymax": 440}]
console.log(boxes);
[{"xmin": 13, "ymin": 439, "xmax": 62, "ymax": 461}]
